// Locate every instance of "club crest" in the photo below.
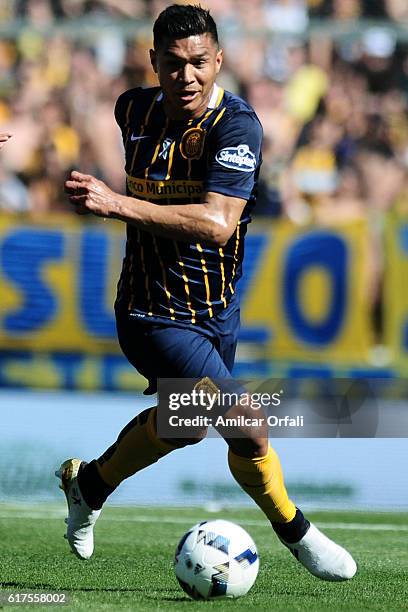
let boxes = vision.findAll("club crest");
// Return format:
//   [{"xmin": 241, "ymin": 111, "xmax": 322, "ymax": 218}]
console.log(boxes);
[{"xmin": 180, "ymin": 128, "xmax": 206, "ymax": 160}]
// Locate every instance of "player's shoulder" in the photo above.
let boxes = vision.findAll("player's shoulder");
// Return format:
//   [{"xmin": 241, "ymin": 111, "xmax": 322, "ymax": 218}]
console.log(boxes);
[
  {"xmin": 208, "ymin": 89, "xmax": 263, "ymax": 145},
  {"xmin": 116, "ymin": 86, "xmax": 161, "ymax": 106},
  {"xmin": 115, "ymin": 86, "xmax": 161, "ymax": 124},
  {"xmin": 222, "ymin": 90, "xmax": 261, "ymax": 120},
  {"xmin": 222, "ymin": 90, "xmax": 256, "ymax": 114}
]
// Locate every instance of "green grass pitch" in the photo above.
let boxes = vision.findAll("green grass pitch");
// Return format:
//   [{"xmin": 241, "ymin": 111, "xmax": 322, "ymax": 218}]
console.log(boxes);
[{"xmin": 0, "ymin": 505, "xmax": 407, "ymax": 611}]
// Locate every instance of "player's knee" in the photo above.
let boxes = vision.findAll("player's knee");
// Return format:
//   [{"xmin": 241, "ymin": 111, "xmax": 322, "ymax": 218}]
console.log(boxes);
[
  {"xmin": 227, "ymin": 437, "xmax": 269, "ymax": 458},
  {"xmin": 161, "ymin": 427, "xmax": 208, "ymax": 448},
  {"xmin": 179, "ymin": 428, "xmax": 208, "ymax": 446},
  {"xmin": 251, "ymin": 438, "xmax": 269, "ymax": 457},
  {"xmin": 217, "ymin": 401, "xmax": 269, "ymax": 457},
  {"xmin": 183, "ymin": 433, "xmax": 207, "ymax": 446}
]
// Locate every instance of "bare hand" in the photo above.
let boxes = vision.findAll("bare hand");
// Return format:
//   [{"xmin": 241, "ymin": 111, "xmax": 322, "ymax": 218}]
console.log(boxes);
[
  {"xmin": 64, "ymin": 170, "xmax": 121, "ymax": 217},
  {"xmin": 0, "ymin": 132, "xmax": 12, "ymax": 150}
]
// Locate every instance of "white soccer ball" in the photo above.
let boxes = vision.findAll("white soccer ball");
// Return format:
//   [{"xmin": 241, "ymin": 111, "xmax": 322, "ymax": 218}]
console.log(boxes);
[{"xmin": 174, "ymin": 519, "xmax": 259, "ymax": 600}]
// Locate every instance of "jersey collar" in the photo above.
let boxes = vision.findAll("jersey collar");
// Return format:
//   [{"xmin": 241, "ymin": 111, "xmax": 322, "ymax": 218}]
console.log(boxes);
[{"xmin": 208, "ymin": 83, "xmax": 222, "ymax": 109}]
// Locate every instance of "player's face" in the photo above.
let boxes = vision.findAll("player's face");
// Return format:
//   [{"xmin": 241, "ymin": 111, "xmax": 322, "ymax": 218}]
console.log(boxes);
[{"xmin": 150, "ymin": 34, "xmax": 223, "ymax": 120}]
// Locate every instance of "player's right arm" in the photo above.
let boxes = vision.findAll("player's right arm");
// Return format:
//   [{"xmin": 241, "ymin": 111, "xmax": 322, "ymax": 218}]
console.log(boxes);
[{"xmin": 65, "ymin": 171, "xmax": 246, "ymax": 246}]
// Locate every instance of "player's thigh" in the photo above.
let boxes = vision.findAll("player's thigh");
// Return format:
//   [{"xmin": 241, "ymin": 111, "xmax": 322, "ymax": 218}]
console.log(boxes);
[
  {"xmin": 116, "ymin": 313, "xmax": 232, "ymax": 380},
  {"xmin": 115, "ymin": 313, "xmax": 158, "ymax": 382},
  {"xmin": 146, "ymin": 325, "xmax": 233, "ymax": 379}
]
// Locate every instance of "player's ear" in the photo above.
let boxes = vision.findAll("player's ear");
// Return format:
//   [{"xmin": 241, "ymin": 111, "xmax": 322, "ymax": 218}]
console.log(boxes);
[
  {"xmin": 215, "ymin": 48, "xmax": 223, "ymax": 74},
  {"xmin": 149, "ymin": 49, "xmax": 158, "ymax": 73}
]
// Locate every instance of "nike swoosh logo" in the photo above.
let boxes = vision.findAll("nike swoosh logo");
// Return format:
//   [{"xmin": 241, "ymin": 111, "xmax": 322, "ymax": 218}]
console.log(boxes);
[{"xmin": 130, "ymin": 134, "xmax": 150, "ymax": 141}]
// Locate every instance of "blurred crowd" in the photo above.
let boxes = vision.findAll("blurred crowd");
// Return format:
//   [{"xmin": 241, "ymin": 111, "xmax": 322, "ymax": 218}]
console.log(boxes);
[{"xmin": 0, "ymin": 0, "xmax": 408, "ymax": 230}]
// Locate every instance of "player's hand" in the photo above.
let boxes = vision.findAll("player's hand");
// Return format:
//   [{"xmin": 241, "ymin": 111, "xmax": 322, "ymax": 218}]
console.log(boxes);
[
  {"xmin": 64, "ymin": 170, "xmax": 120, "ymax": 218},
  {"xmin": 0, "ymin": 132, "xmax": 12, "ymax": 149}
]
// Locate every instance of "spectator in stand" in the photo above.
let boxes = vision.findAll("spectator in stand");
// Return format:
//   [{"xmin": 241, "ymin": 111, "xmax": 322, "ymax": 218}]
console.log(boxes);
[{"xmin": 0, "ymin": 0, "xmax": 407, "ymax": 219}]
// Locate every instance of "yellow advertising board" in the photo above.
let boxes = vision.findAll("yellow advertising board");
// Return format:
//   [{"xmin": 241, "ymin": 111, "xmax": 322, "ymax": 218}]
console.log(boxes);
[
  {"xmin": 384, "ymin": 214, "xmax": 408, "ymax": 371},
  {"xmin": 242, "ymin": 220, "xmax": 373, "ymax": 362},
  {"xmin": 0, "ymin": 214, "xmax": 380, "ymax": 368},
  {"xmin": 0, "ymin": 215, "xmax": 123, "ymax": 353}
]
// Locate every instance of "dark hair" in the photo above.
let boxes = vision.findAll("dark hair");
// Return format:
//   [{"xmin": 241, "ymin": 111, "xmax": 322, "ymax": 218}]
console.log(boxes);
[{"xmin": 153, "ymin": 4, "xmax": 219, "ymax": 50}]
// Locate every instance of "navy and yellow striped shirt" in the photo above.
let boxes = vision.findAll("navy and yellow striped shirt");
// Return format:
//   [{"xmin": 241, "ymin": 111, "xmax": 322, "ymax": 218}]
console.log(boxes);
[{"xmin": 114, "ymin": 84, "xmax": 263, "ymax": 324}]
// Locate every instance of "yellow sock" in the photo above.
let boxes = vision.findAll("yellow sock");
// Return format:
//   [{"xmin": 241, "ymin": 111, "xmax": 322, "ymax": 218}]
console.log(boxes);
[
  {"xmin": 228, "ymin": 445, "xmax": 296, "ymax": 523},
  {"xmin": 97, "ymin": 407, "xmax": 178, "ymax": 487}
]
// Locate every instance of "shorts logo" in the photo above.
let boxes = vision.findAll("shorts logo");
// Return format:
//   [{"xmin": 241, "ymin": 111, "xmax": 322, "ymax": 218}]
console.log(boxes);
[
  {"xmin": 180, "ymin": 127, "xmax": 206, "ymax": 160},
  {"xmin": 215, "ymin": 144, "xmax": 256, "ymax": 172}
]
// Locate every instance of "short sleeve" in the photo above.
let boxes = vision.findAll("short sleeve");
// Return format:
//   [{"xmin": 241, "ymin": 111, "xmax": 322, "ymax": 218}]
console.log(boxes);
[
  {"xmin": 114, "ymin": 90, "xmax": 131, "ymax": 131},
  {"xmin": 204, "ymin": 111, "xmax": 263, "ymax": 200}
]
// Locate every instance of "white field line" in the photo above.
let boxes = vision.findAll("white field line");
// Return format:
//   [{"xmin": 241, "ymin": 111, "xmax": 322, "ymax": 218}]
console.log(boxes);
[{"xmin": 0, "ymin": 509, "xmax": 406, "ymax": 531}]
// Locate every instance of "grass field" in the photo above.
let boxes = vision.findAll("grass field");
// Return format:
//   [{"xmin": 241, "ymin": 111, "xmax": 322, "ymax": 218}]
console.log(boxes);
[{"xmin": 0, "ymin": 504, "xmax": 407, "ymax": 611}]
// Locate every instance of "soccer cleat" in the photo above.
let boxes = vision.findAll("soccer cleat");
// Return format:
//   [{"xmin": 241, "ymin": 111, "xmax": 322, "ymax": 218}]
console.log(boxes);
[
  {"xmin": 55, "ymin": 458, "xmax": 101, "ymax": 560},
  {"xmin": 279, "ymin": 522, "xmax": 357, "ymax": 581}
]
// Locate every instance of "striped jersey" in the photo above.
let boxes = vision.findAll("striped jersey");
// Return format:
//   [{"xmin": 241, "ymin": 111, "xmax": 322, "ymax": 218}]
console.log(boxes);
[{"xmin": 114, "ymin": 83, "xmax": 263, "ymax": 324}]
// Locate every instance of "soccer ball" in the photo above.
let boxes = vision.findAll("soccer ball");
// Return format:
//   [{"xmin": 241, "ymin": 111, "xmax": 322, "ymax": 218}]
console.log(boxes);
[{"xmin": 174, "ymin": 519, "xmax": 259, "ymax": 600}]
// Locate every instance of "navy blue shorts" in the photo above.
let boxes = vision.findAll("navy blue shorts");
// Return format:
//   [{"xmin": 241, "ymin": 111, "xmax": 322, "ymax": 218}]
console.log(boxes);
[{"xmin": 115, "ymin": 302, "xmax": 240, "ymax": 395}]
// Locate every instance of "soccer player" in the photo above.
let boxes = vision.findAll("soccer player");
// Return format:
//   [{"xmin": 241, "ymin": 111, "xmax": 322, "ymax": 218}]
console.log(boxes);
[{"xmin": 58, "ymin": 4, "xmax": 356, "ymax": 581}]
